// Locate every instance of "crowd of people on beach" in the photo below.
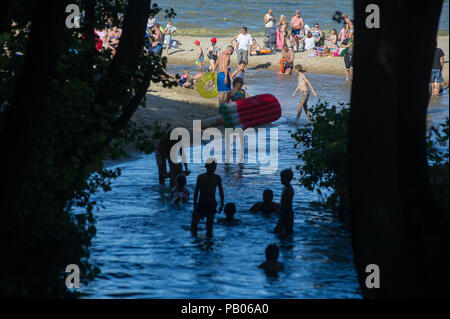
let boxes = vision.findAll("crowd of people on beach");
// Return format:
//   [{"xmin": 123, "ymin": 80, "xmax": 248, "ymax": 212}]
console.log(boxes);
[{"xmin": 97, "ymin": 7, "xmax": 446, "ymax": 99}]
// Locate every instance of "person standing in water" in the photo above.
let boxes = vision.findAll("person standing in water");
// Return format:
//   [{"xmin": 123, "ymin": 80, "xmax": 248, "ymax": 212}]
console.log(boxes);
[
  {"xmin": 191, "ymin": 159, "xmax": 225, "ymax": 237},
  {"xmin": 292, "ymin": 64, "xmax": 318, "ymax": 121},
  {"xmin": 280, "ymin": 44, "xmax": 294, "ymax": 75},
  {"xmin": 213, "ymin": 45, "xmax": 234, "ymax": 105},
  {"xmin": 274, "ymin": 169, "xmax": 295, "ymax": 236},
  {"xmin": 258, "ymin": 244, "xmax": 284, "ymax": 277}
]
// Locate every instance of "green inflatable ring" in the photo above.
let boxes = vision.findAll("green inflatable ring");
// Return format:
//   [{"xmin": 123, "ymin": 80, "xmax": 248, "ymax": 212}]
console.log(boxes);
[{"xmin": 197, "ymin": 72, "xmax": 219, "ymax": 98}]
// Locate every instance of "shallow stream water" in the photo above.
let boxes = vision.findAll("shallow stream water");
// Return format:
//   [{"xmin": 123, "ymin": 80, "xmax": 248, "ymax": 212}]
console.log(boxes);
[{"xmin": 80, "ymin": 66, "xmax": 448, "ymax": 298}]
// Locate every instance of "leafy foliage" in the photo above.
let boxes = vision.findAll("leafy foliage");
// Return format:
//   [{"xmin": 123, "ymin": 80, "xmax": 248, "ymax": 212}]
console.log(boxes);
[
  {"xmin": 291, "ymin": 102, "xmax": 350, "ymax": 214},
  {"xmin": 291, "ymin": 102, "xmax": 449, "ymax": 218}
]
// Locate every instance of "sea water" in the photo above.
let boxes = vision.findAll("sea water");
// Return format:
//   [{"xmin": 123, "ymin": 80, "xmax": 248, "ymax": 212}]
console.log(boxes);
[
  {"xmin": 79, "ymin": 67, "xmax": 448, "ymax": 298},
  {"xmin": 154, "ymin": 0, "xmax": 449, "ymax": 37}
]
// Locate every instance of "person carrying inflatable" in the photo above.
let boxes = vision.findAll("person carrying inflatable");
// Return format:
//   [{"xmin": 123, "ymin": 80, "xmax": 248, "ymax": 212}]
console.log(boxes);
[{"xmin": 212, "ymin": 45, "xmax": 234, "ymax": 105}]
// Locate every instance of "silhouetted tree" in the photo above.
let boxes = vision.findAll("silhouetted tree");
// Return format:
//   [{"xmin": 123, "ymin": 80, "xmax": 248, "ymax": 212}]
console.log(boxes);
[
  {"xmin": 0, "ymin": 0, "xmax": 174, "ymax": 297},
  {"xmin": 349, "ymin": 0, "xmax": 448, "ymax": 297}
]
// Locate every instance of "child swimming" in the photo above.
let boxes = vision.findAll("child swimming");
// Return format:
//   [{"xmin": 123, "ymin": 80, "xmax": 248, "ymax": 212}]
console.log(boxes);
[
  {"xmin": 258, "ymin": 244, "xmax": 284, "ymax": 277},
  {"xmin": 191, "ymin": 159, "xmax": 225, "ymax": 237},
  {"xmin": 194, "ymin": 40, "xmax": 204, "ymax": 70},
  {"xmin": 292, "ymin": 64, "xmax": 318, "ymax": 121},
  {"xmin": 217, "ymin": 203, "xmax": 241, "ymax": 225},
  {"xmin": 274, "ymin": 169, "xmax": 294, "ymax": 236},
  {"xmin": 249, "ymin": 189, "xmax": 280, "ymax": 215},
  {"xmin": 170, "ymin": 174, "xmax": 190, "ymax": 204}
]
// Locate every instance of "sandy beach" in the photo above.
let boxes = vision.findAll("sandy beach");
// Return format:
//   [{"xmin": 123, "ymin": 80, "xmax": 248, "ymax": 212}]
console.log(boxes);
[{"xmin": 162, "ymin": 35, "xmax": 449, "ymax": 79}]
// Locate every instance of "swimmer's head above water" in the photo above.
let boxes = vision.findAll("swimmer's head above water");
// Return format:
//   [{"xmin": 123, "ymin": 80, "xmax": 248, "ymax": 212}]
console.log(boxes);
[
  {"xmin": 280, "ymin": 168, "xmax": 293, "ymax": 185},
  {"xmin": 205, "ymin": 158, "xmax": 217, "ymax": 173}
]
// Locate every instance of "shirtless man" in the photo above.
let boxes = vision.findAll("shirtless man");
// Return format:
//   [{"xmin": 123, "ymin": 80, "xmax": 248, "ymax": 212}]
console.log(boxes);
[
  {"xmin": 280, "ymin": 44, "xmax": 294, "ymax": 75},
  {"xmin": 191, "ymin": 159, "xmax": 225, "ymax": 237},
  {"xmin": 213, "ymin": 45, "xmax": 234, "ymax": 105},
  {"xmin": 290, "ymin": 10, "xmax": 304, "ymax": 52},
  {"xmin": 292, "ymin": 64, "xmax": 318, "ymax": 120},
  {"xmin": 342, "ymin": 14, "xmax": 354, "ymax": 37},
  {"xmin": 152, "ymin": 23, "xmax": 163, "ymax": 56}
]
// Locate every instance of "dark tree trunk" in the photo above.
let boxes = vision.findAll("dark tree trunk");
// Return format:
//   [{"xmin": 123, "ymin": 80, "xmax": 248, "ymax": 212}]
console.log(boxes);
[
  {"xmin": 0, "ymin": 0, "xmax": 69, "ymax": 222},
  {"xmin": 349, "ymin": 1, "xmax": 448, "ymax": 297}
]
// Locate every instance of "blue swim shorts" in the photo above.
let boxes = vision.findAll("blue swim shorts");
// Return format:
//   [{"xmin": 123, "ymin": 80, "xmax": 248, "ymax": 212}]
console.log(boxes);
[
  {"xmin": 431, "ymin": 69, "xmax": 443, "ymax": 83},
  {"xmin": 217, "ymin": 72, "xmax": 231, "ymax": 92}
]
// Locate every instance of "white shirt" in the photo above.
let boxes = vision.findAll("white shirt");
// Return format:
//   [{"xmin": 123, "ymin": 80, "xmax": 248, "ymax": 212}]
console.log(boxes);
[
  {"xmin": 147, "ymin": 18, "xmax": 156, "ymax": 28},
  {"xmin": 265, "ymin": 14, "xmax": 274, "ymax": 28},
  {"xmin": 236, "ymin": 33, "xmax": 253, "ymax": 51},
  {"xmin": 304, "ymin": 37, "xmax": 316, "ymax": 50}
]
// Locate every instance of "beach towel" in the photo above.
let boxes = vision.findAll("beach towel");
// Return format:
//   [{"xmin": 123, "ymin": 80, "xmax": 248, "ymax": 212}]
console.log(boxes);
[{"xmin": 276, "ymin": 27, "xmax": 283, "ymax": 50}]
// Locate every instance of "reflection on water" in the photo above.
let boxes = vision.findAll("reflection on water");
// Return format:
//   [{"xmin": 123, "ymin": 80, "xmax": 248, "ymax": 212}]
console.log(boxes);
[{"xmin": 80, "ymin": 69, "xmax": 448, "ymax": 299}]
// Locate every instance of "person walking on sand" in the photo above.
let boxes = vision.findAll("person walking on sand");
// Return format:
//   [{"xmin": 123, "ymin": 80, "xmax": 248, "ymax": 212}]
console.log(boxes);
[
  {"xmin": 191, "ymin": 159, "xmax": 225, "ymax": 238},
  {"xmin": 280, "ymin": 44, "xmax": 294, "ymax": 75},
  {"xmin": 292, "ymin": 64, "xmax": 318, "ymax": 121},
  {"xmin": 230, "ymin": 27, "xmax": 252, "ymax": 65},
  {"xmin": 290, "ymin": 10, "xmax": 304, "ymax": 52},
  {"xmin": 213, "ymin": 45, "xmax": 234, "ymax": 105}
]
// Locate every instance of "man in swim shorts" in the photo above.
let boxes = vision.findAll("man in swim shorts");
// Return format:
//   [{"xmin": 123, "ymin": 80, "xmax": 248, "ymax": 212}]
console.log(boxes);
[
  {"xmin": 191, "ymin": 159, "xmax": 225, "ymax": 237},
  {"xmin": 213, "ymin": 45, "xmax": 234, "ymax": 105},
  {"xmin": 290, "ymin": 10, "xmax": 304, "ymax": 52}
]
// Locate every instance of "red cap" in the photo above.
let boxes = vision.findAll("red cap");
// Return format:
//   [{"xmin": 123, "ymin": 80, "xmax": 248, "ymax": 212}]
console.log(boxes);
[
  {"xmin": 194, "ymin": 40, "xmax": 200, "ymax": 45},
  {"xmin": 211, "ymin": 37, "xmax": 217, "ymax": 43}
]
